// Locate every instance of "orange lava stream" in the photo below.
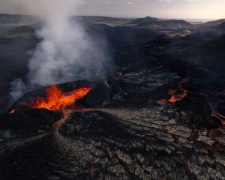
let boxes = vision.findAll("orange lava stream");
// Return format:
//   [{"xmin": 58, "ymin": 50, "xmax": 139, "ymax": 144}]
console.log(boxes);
[
  {"xmin": 168, "ymin": 76, "xmax": 191, "ymax": 103},
  {"xmin": 51, "ymin": 108, "xmax": 94, "ymax": 133},
  {"xmin": 211, "ymin": 114, "xmax": 225, "ymax": 125},
  {"xmin": 10, "ymin": 109, "xmax": 15, "ymax": 114},
  {"xmin": 25, "ymin": 85, "xmax": 92, "ymax": 111},
  {"xmin": 168, "ymin": 89, "xmax": 188, "ymax": 103}
]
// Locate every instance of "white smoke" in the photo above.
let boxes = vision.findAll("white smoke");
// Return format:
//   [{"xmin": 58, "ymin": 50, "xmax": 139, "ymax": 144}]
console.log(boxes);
[
  {"xmin": 10, "ymin": 79, "xmax": 27, "ymax": 102},
  {"xmin": 27, "ymin": 0, "xmax": 110, "ymax": 86},
  {"xmin": 9, "ymin": 0, "xmax": 111, "ymax": 101},
  {"xmin": 28, "ymin": 17, "xmax": 108, "ymax": 86}
]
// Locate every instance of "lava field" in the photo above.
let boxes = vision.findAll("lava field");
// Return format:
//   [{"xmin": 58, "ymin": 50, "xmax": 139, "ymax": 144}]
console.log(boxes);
[
  {"xmin": 1, "ymin": 53, "xmax": 225, "ymax": 179},
  {"xmin": 1, "ymin": 15, "xmax": 225, "ymax": 179}
]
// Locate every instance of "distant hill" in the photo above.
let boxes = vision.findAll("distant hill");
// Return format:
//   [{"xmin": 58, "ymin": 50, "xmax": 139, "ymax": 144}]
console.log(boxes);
[
  {"xmin": 0, "ymin": 22, "xmax": 41, "ymax": 38},
  {"xmin": 214, "ymin": 22, "xmax": 225, "ymax": 31},
  {"xmin": 0, "ymin": 14, "xmax": 39, "ymax": 24},
  {"xmin": 199, "ymin": 19, "xmax": 225, "ymax": 27},
  {"xmin": 0, "ymin": 14, "xmax": 133, "ymax": 26},
  {"xmin": 72, "ymin": 16, "xmax": 133, "ymax": 26},
  {"xmin": 75, "ymin": 16, "xmax": 133, "ymax": 23},
  {"xmin": 128, "ymin": 16, "xmax": 193, "ymax": 30},
  {"xmin": 128, "ymin": 17, "xmax": 161, "ymax": 25}
]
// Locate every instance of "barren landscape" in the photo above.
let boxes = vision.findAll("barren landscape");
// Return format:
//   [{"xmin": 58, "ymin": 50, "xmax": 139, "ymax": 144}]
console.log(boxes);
[{"xmin": 0, "ymin": 14, "xmax": 225, "ymax": 179}]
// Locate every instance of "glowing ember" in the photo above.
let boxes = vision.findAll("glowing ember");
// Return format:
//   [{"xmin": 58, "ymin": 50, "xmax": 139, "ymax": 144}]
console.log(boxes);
[
  {"xmin": 10, "ymin": 109, "xmax": 15, "ymax": 114},
  {"xmin": 88, "ymin": 168, "xmax": 95, "ymax": 173},
  {"xmin": 25, "ymin": 85, "xmax": 91, "ymax": 111}
]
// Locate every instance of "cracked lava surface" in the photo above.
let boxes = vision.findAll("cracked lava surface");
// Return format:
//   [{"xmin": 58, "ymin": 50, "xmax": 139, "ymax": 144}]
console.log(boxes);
[{"xmin": 1, "ymin": 53, "xmax": 225, "ymax": 179}]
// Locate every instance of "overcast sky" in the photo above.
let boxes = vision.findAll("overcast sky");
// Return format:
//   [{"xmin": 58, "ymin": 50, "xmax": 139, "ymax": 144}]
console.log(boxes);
[
  {"xmin": 0, "ymin": 0, "xmax": 224, "ymax": 20},
  {"xmin": 79, "ymin": 0, "xmax": 225, "ymax": 20}
]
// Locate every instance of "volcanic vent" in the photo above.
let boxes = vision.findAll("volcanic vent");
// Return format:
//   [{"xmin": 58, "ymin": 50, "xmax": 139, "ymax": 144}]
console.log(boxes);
[
  {"xmin": 24, "ymin": 85, "xmax": 91, "ymax": 111},
  {"xmin": 3, "ymin": 82, "xmax": 95, "ymax": 131}
]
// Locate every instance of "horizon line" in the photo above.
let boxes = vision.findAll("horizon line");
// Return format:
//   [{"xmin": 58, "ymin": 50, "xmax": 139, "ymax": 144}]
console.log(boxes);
[{"xmin": 0, "ymin": 13, "xmax": 223, "ymax": 22}]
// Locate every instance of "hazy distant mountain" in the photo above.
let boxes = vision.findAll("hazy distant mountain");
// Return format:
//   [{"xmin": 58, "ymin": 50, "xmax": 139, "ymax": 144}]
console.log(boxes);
[
  {"xmin": 128, "ymin": 16, "xmax": 193, "ymax": 30},
  {"xmin": 74, "ymin": 16, "xmax": 132, "ymax": 23},
  {"xmin": 128, "ymin": 16, "xmax": 161, "ymax": 24},
  {"xmin": 198, "ymin": 19, "xmax": 225, "ymax": 27},
  {"xmin": 72, "ymin": 16, "xmax": 133, "ymax": 27},
  {"xmin": 0, "ymin": 22, "xmax": 42, "ymax": 38},
  {"xmin": 0, "ymin": 14, "xmax": 39, "ymax": 24},
  {"xmin": 136, "ymin": 20, "xmax": 193, "ymax": 29},
  {"xmin": 214, "ymin": 22, "xmax": 225, "ymax": 31}
]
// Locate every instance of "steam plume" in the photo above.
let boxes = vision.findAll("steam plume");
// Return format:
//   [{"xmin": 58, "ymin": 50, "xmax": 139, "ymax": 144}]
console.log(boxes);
[{"xmin": 9, "ymin": 0, "xmax": 111, "ymax": 100}]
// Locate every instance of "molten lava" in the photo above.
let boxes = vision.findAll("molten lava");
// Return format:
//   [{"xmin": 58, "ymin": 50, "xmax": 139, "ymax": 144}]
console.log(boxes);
[
  {"xmin": 52, "ymin": 108, "xmax": 94, "ymax": 133},
  {"xmin": 25, "ymin": 85, "xmax": 91, "ymax": 111},
  {"xmin": 168, "ymin": 76, "xmax": 191, "ymax": 103},
  {"xmin": 10, "ymin": 109, "xmax": 15, "ymax": 114},
  {"xmin": 209, "ymin": 103, "xmax": 225, "ymax": 125},
  {"xmin": 168, "ymin": 89, "xmax": 188, "ymax": 103},
  {"xmin": 211, "ymin": 114, "xmax": 225, "ymax": 125}
]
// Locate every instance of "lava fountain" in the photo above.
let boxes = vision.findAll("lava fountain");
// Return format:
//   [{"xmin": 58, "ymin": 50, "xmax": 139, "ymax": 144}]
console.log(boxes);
[{"xmin": 25, "ymin": 85, "xmax": 92, "ymax": 111}]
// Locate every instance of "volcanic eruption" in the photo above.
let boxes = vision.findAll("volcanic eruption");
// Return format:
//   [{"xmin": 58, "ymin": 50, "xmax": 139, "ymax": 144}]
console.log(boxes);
[
  {"xmin": 1, "ymin": 1, "xmax": 225, "ymax": 179},
  {"xmin": 10, "ymin": 0, "xmax": 110, "ymax": 102},
  {"xmin": 23, "ymin": 84, "xmax": 93, "ymax": 133},
  {"xmin": 24, "ymin": 85, "xmax": 92, "ymax": 111}
]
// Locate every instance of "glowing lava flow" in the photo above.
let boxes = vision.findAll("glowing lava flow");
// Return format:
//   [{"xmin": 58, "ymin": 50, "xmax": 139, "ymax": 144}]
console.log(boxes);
[
  {"xmin": 168, "ymin": 89, "xmax": 188, "ymax": 103},
  {"xmin": 168, "ymin": 76, "xmax": 191, "ymax": 103},
  {"xmin": 209, "ymin": 103, "xmax": 225, "ymax": 125},
  {"xmin": 211, "ymin": 114, "xmax": 225, "ymax": 125},
  {"xmin": 25, "ymin": 85, "xmax": 92, "ymax": 111},
  {"xmin": 10, "ymin": 109, "xmax": 15, "ymax": 114},
  {"xmin": 51, "ymin": 108, "xmax": 94, "ymax": 134}
]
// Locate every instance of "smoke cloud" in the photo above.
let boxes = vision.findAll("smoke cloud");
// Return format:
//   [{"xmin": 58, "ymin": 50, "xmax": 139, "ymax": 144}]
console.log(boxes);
[
  {"xmin": 10, "ymin": 79, "xmax": 27, "ymax": 102},
  {"xmin": 9, "ymin": 0, "xmax": 111, "ymax": 100}
]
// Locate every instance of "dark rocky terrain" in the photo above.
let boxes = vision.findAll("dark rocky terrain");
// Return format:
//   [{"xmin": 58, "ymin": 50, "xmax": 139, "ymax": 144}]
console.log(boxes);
[
  {"xmin": 0, "ymin": 14, "xmax": 39, "ymax": 24},
  {"xmin": 0, "ymin": 15, "xmax": 225, "ymax": 179}
]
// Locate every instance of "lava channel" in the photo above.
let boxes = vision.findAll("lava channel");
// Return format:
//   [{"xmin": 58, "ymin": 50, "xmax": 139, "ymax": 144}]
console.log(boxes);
[{"xmin": 168, "ymin": 75, "xmax": 191, "ymax": 103}]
